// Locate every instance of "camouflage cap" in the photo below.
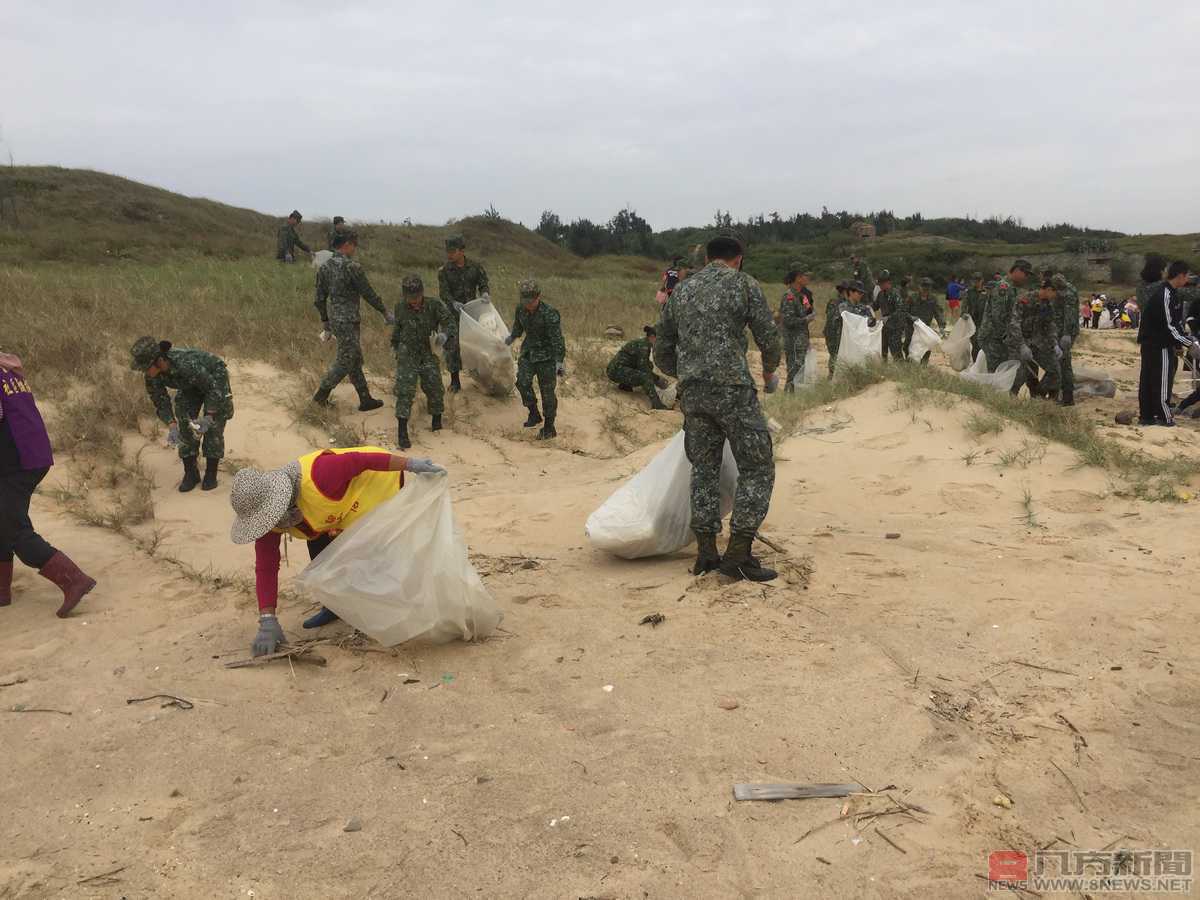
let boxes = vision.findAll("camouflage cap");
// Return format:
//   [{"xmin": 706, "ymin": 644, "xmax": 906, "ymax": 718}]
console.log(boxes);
[
  {"xmin": 1052, "ymin": 273, "xmax": 1069, "ymax": 289},
  {"xmin": 877, "ymin": 268, "xmax": 892, "ymax": 282},
  {"xmin": 130, "ymin": 335, "xmax": 162, "ymax": 371},
  {"xmin": 445, "ymin": 234, "xmax": 466, "ymax": 251},
  {"xmin": 518, "ymin": 277, "xmax": 541, "ymax": 298},
  {"xmin": 401, "ymin": 274, "xmax": 424, "ymax": 296},
  {"xmin": 847, "ymin": 279, "xmax": 866, "ymax": 294},
  {"xmin": 919, "ymin": 276, "xmax": 933, "ymax": 287},
  {"xmin": 1011, "ymin": 259, "xmax": 1034, "ymax": 274},
  {"xmin": 290, "ymin": 210, "xmax": 302, "ymax": 220}
]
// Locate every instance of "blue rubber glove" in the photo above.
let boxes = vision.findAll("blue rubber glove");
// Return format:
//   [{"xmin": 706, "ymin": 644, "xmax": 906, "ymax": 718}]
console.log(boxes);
[
  {"xmin": 763, "ymin": 371, "xmax": 780, "ymax": 394},
  {"xmin": 191, "ymin": 415, "xmax": 214, "ymax": 435},
  {"xmin": 1060, "ymin": 335, "xmax": 1072, "ymax": 351},
  {"xmin": 166, "ymin": 422, "xmax": 180, "ymax": 447},
  {"xmin": 252, "ymin": 614, "xmax": 285, "ymax": 657},
  {"xmin": 1019, "ymin": 345, "xmax": 1034, "ymax": 363},
  {"xmin": 405, "ymin": 458, "xmax": 446, "ymax": 475}
]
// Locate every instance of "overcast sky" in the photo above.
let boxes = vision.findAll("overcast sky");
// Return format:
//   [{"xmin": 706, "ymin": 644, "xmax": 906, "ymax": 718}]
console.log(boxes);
[{"xmin": 3, "ymin": 1, "xmax": 1198, "ymax": 234}]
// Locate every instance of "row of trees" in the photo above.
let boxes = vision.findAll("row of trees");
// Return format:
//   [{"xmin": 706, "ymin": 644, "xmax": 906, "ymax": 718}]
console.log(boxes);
[{"xmin": 532, "ymin": 206, "xmax": 1123, "ymax": 260}]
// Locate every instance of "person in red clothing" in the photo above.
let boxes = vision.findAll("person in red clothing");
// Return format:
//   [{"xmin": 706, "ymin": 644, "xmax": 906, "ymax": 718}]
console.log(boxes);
[{"xmin": 229, "ymin": 446, "xmax": 446, "ymax": 656}]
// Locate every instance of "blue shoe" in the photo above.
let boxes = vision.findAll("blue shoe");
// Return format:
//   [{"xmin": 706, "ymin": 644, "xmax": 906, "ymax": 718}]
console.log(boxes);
[{"xmin": 302, "ymin": 607, "xmax": 340, "ymax": 629}]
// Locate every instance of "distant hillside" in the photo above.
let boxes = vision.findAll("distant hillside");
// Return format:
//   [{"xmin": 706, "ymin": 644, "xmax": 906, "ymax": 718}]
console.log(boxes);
[{"xmin": 0, "ymin": 167, "xmax": 629, "ymax": 276}]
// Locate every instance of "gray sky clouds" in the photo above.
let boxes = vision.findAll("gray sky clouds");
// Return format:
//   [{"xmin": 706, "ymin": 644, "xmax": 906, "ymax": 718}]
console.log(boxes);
[{"xmin": 4, "ymin": 1, "xmax": 1198, "ymax": 233}]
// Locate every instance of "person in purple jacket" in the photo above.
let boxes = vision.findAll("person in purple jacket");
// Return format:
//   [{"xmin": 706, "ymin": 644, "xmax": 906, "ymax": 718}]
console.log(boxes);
[{"xmin": 0, "ymin": 352, "xmax": 96, "ymax": 616}]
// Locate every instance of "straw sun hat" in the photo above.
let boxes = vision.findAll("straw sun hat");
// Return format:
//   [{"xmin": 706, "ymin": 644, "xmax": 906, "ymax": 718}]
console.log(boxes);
[{"xmin": 230, "ymin": 462, "xmax": 300, "ymax": 545}]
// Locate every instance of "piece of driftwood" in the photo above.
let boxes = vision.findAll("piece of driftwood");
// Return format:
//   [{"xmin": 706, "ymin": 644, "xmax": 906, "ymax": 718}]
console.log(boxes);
[
  {"xmin": 733, "ymin": 783, "xmax": 861, "ymax": 802},
  {"xmin": 224, "ymin": 644, "xmax": 327, "ymax": 669}
]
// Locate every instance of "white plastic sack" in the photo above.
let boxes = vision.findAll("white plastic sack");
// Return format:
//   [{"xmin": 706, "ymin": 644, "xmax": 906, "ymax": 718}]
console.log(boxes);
[
  {"xmin": 942, "ymin": 316, "xmax": 976, "ymax": 371},
  {"xmin": 837, "ymin": 311, "xmax": 883, "ymax": 368},
  {"xmin": 1099, "ymin": 310, "xmax": 1112, "ymax": 329},
  {"xmin": 959, "ymin": 351, "xmax": 1020, "ymax": 393},
  {"xmin": 1074, "ymin": 364, "xmax": 1117, "ymax": 399},
  {"xmin": 312, "ymin": 250, "xmax": 333, "ymax": 269},
  {"xmin": 585, "ymin": 431, "xmax": 739, "ymax": 559},
  {"xmin": 294, "ymin": 476, "xmax": 501, "ymax": 646},
  {"xmin": 790, "ymin": 348, "xmax": 820, "ymax": 388},
  {"xmin": 908, "ymin": 319, "xmax": 942, "ymax": 360},
  {"xmin": 657, "ymin": 382, "xmax": 678, "ymax": 409},
  {"xmin": 459, "ymin": 297, "xmax": 515, "ymax": 396}
]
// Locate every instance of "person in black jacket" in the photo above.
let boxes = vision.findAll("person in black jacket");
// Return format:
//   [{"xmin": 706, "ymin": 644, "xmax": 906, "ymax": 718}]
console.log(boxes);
[{"xmin": 1137, "ymin": 261, "xmax": 1200, "ymax": 426}]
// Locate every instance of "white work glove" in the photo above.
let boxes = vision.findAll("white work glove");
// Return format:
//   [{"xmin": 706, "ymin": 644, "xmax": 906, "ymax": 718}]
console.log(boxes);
[
  {"xmin": 1054, "ymin": 344, "xmax": 1063, "ymax": 361},
  {"xmin": 319, "ymin": 325, "xmax": 332, "ymax": 343},
  {"xmin": 405, "ymin": 458, "xmax": 446, "ymax": 476},
  {"xmin": 1060, "ymin": 335, "xmax": 1072, "ymax": 351},
  {"xmin": 451, "ymin": 301, "xmax": 466, "ymax": 314},
  {"xmin": 479, "ymin": 293, "xmax": 491, "ymax": 305},
  {"xmin": 435, "ymin": 332, "xmax": 448, "ymax": 348},
  {"xmin": 165, "ymin": 422, "xmax": 180, "ymax": 448},
  {"xmin": 252, "ymin": 614, "xmax": 285, "ymax": 658},
  {"xmin": 1019, "ymin": 345, "xmax": 1034, "ymax": 364},
  {"xmin": 190, "ymin": 415, "xmax": 214, "ymax": 435},
  {"xmin": 763, "ymin": 371, "xmax": 780, "ymax": 394},
  {"xmin": 385, "ymin": 311, "xmax": 396, "ymax": 325}
]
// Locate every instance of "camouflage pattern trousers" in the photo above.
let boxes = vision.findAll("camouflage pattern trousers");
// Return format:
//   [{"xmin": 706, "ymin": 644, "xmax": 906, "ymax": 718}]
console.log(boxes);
[
  {"xmin": 680, "ymin": 382, "xmax": 775, "ymax": 537},
  {"xmin": 444, "ymin": 337, "xmax": 462, "ymax": 375},
  {"xmin": 782, "ymin": 328, "xmax": 810, "ymax": 385},
  {"xmin": 1060, "ymin": 348, "xmax": 1074, "ymax": 397},
  {"xmin": 881, "ymin": 318, "xmax": 908, "ymax": 361},
  {"xmin": 319, "ymin": 321, "xmax": 371, "ymax": 401},
  {"xmin": 517, "ymin": 358, "xmax": 558, "ymax": 421},
  {"xmin": 394, "ymin": 356, "xmax": 445, "ymax": 420},
  {"xmin": 606, "ymin": 363, "xmax": 655, "ymax": 399},
  {"xmin": 173, "ymin": 389, "xmax": 233, "ymax": 460}
]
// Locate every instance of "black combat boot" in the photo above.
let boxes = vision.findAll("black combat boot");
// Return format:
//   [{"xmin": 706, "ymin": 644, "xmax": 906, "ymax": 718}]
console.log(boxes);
[
  {"xmin": 312, "ymin": 387, "xmax": 332, "ymax": 406},
  {"xmin": 358, "ymin": 396, "xmax": 384, "ymax": 412},
  {"xmin": 523, "ymin": 404, "xmax": 542, "ymax": 428},
  {"xmin": 718, "ymin": 532, "xmax": 778, "ymax": 582},
  {"xmin": 431, "ymin": 414, "xmax": 443, "ymax": 432},
  {"xmin": 397, "ymin": 418, "xmax": 412, "ymax": 450},
  {"xmin": 618, "ymin": 384, "xmax": 634, "ymax": 392},
  {"xmin": 784, "ymin": 381, "xmax": 795, "ymax": 394},
  {"xmin": 692, "ymin": 532, "xmax": 721, "ymax": 576},
  {"xmin": 539, "ymin": 418, "xmax": 557, "ymax": 440},
  {"xmin": 179, "ymin": 457, "xmax": 201, "ymax": 493},
  {"xmin": 1058, "ymin": 389, "xmax": 1074, "ymax": 407},
  {"xmin": 201, "ymin": 458, "xmax": 219, "ymax": 491},
  {"xmin": 450, "ymin": 371, "xmax": 462, "ymax": 393}
]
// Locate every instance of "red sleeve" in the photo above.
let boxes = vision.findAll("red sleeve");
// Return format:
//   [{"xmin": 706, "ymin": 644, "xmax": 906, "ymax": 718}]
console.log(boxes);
[
  {"xmin": 309, "ymin": 451, "xmax": 398, "ymax": 500},
  {"xmin": 254, "ymin": 531, "xmax": 282, "ymax": 611}
]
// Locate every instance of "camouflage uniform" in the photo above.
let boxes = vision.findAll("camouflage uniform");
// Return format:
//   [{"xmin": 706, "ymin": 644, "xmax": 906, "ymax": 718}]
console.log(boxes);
[
  {"xmin": 391, "ymin": 294, "xmax": 453, "ymax": 419},
  {"xmin": 876, "ymin": 287, "xmax": 909, "ymax": 360},
  {"xmin": 850, "ymin": 258, "xmax": 875, "ymax": 300},
  {"xmin": 438, "ymin": 259, "xmax": 490, "ymax": 375},
  {"xmin": 144, "ymin": 348, "xmax": 234, "ymax": 460},
  {"xmin": 1009, "ymin": 291, "xmax": 1061, "ymax": 396},
  {"xmin": 606, "ymin": 338, "xmax": 657, "ymax": 399},
  {"xmin": 907, "ymin": 286, "xmax": 946, "ymax": 364},
  {"xmin": 779, "ymin": 285, "xmax": 814, "ymax": 385},
  {"xmin": 314, "ymin": 253, "xmax": 390, "ymax": 401},
  {"xmin": 276, "ymin": 220, "xmax": 310, "ymax": 262},
  {"xmin": 327, "ymin": 223, "xmax": 347, "ymax": 250},
  {"xmin": 964, "ymin": 277, "xmax": 988, "ymax": 359},
  {"xmin": 510, "ymin": 290, "xmax": 566, "ymax": 423},
  {"xmin": 823, "ymin": 293, "xmax": 847, "ymax": 375},
  {"xmin": 1052, "ymin": 275, "xmax": 1080, "ymax": 399},
  {"xmin": 654, "ymin": 262, "xmax": 781, "ymax": 537},
  {"xmin": 980, "ymin": 278, "xmax": 1022, "ymax": 373}
]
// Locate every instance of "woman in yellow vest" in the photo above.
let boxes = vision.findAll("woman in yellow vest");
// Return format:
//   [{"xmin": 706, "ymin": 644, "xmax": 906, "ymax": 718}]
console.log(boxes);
[{"xmin": 229, "ymin": 446, "xmax": 445, "ymax": 656}]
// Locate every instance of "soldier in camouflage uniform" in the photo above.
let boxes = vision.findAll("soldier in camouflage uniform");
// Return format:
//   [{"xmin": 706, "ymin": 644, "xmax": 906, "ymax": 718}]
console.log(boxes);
[
  {"xmin": 1009, "ymin": 278, "xmax": 1061, "ymax": 398},
  {"xmin": 505, "ymin": 278, "xmax": 565, "ymax": 439},
  {"xmin": 654, "ymin": 232, "xmax": 781, "ymax": 583},
  {"xmin": 779, "ymin": 262, "xmax": 816, "ymax": 390},
  {"xmin": 276, "ymin": 210, "xmax": 311, "ymax": 263},
  {"xmin": 823, "ymin": 281, "xmax": 849, "ymax": 377},
  {"xmin": 438, "ymin": 235, "xmax": 490, "ymax": 393},
  {"xmin": 130, "ymin": 336, "xmax": 234, "ymax": 493},
  {"xmin": 964, "ymin": 272, "xmax": 988, "ymax": 360},
  {"xmin": 313, "ymin": 231, "xmax": 392, "ymax": 411},
  {"xmin": 849, "ymin": 255, "xmax": 875, "ymax": 301},
  {"xmin": 390, "ymin": 275, "xmax": 454, "ymax": 450},
  {"xmin": 843, "ymin": 281, "xmax": 876, "ymax": 322},
  {"xmin": 873, "ymin": 269, "xmax": 909, "ymax": 362},
  {"xmin": 979, "ymin": 260, "xmax": 1034, "ymax": 375},
  {"xmin": 1052, "ymin": 273, "xmax": 1080, "ymax": 405},
  {"xmin": 607, "ymin": 326, "xmax": 668, "ymax": 409},
  {"xmin": 907, "ymin": 277, "xmax": 947, "ymax": 364},
  {"xmin": 327, "ymin": 216, "xmax": 347, "ymax": 250}
]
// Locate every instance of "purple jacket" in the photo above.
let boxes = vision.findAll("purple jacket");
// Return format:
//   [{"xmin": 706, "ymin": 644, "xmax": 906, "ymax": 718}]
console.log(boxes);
[{"xmin": 0, "ymin": 361, "xmax": 54, "ymax": 474}]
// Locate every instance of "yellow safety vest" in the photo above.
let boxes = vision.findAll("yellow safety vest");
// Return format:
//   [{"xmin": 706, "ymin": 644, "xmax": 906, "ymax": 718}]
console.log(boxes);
[{"xmin": 277, "ymin": 446, "xmax": 402, "ymax": 540}]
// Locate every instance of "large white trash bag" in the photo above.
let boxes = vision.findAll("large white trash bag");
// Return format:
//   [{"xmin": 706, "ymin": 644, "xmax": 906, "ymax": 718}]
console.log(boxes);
[
  {"xmin": 942, "ymin": 316, "xmax": 976, "ymax": 371},
  {"xmin": 585, "ymin": 431, "xmax": 739, "ymax": 559},
  {"xmin": 791, "ymin": 347, "xmax": 820, "ymax": 389},
  {"xmin": 1074, "ymin": 364, "xmax": 1117, "ymax": 398},
  {"xmin": 459, "ymin": 297, "xmax": 515, "ymax": 396},
  {"xmin": 294, "ymin": 476, "xmax": 501, "ymax": 646},
  {"xmin": 312, "ymin": 250, "xmax": 333, "ymax": 269},
  {"xmin": 959, "ymin": 351, "xmax": 1021, "ymax": 393},
  {"xmin": 908, "ymin": 319, "xmax": 943, "ymax": 360},
  {"xmin": 837, "ymin": 311, "xmax": 883, "ymax": 368}
]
